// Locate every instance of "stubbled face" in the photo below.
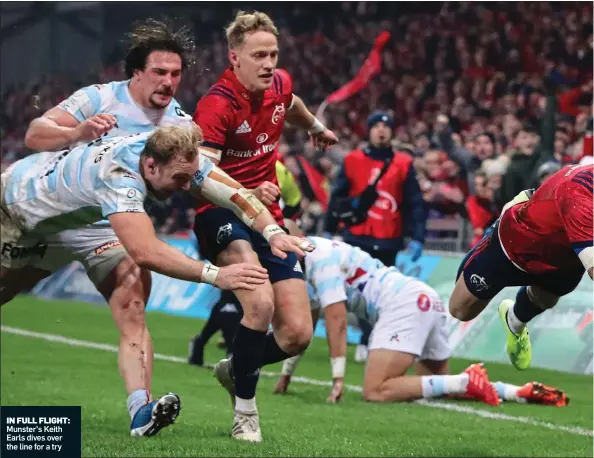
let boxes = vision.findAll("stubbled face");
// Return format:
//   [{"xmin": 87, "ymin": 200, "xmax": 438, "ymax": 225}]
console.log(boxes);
[
  {"xmin": 133, "ymin": 51, "xmax": 182, "ymax": 109},
  {"xmin": 230, "ymin": 30, "xmax": 279, "ymax": 92},
  {"xmin": 142, "ymin": 153, "xmax": 197, "ymax": 200}
]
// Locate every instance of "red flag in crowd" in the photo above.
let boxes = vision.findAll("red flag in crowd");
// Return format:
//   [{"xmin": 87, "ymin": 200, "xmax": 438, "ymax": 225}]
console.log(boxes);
[
  {"xmin": 296, "ymin": 156, "xmax": 329, "ymax": 210},
  {"xmin": 323, "ymin": 31, "xmax": 391, "ymax": 106}
]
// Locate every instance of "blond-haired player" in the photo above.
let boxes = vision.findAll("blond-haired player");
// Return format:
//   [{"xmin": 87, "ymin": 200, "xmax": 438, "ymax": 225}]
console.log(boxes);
[
  {"xmin": 192, "ymin": 11, "xmax": 337, "ymax": 442},
  {"xmin": 1, "ymin": 125, "xmax": 312, "ymax": 436}
]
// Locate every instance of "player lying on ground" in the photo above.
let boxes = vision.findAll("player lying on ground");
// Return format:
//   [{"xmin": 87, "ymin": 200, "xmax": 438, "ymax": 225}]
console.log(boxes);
[
  {"xmin": 192, "ymin": 11, "xmax": 337, "ymax": 442},
  {"xmin": 273, "ymin": 222, "xmax": 568, "ymax": 407},
  {"xmin": 0, "ymin": 125, "xmax": 312, "ymax": 436},
  {"xmin": 450, "ymin": 164, "xmax": 593, "ymax": 371}
]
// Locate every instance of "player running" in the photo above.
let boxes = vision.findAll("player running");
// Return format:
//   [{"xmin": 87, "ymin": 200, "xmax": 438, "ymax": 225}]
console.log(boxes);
[
  {"xmin": 192, "ymin": 11, "xmax": 337, "ymax": 442},
  {"xmin": 273, "ymin": 224, "xmax": 568, "ymax": 407},
  {"xmin": 1, "ymin": 126, "xmax": 311, "ymax": 436},
  {"xmin": 450, "ymin": 164, "xmax": 593, "ymax": 371}
]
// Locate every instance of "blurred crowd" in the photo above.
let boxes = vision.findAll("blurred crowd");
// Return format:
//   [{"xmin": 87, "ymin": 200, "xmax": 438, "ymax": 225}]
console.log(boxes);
[{"xmin": 1, "ymin": 2, "xmax": 592, "ymax": 246}]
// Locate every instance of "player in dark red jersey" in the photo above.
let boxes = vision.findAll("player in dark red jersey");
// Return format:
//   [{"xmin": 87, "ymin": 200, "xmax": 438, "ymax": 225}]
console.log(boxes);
[
  {"xmin": 192, "ymin": 11, "xmax": 338, "ymax": 442},
  {"xmin": 450, "ymin": 164, "xmax": 593, "ymax": 371}
]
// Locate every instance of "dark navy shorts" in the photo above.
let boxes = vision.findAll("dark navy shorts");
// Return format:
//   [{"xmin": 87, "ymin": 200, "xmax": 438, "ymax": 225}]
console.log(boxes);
[
  {"xmin": 194, "ymin": 207, "xmax": 304, "ymax": 284},
  {"xmin": 457, "ymin": 221, "xmax": 584, "ymax": 300}
]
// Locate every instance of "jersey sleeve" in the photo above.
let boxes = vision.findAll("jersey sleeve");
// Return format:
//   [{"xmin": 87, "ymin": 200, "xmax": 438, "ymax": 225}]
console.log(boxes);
[
  {"xmin": 166, "ymin": 100, "xmax": 194, "ymax": 127},
  {"xmin": 557, "ymin": 172, "xmax": 593, "ymax": 256},
  {"xmin": 308, "ymin": 248, "xmax": 348, "ymax": 308},
  {"xmin": 56, "ymin": 85, "xmax": 102, "ymax": 122},
  {"xmin": 193, "ymin": 93, "xmax": 234, "ymax": 157},
  {"xmin": 96, "ymin": 160, "xmax": 147, "ymax": 218}
]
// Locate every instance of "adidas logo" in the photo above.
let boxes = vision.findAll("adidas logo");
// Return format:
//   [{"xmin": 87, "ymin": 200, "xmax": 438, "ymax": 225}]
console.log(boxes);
[
  {"xmin": 235, "ymin": 120, "xmax": 251, "ymax": 134},
  {"xmin": 293, "ymin": 261, "xmax": 303, "ymax": 273}
]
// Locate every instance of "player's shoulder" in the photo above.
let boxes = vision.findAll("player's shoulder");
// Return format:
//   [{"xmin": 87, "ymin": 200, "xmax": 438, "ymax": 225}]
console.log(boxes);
[
  {"xmin": 556, "ymin": 164, "xmax": 593, "ymax": 195},
  {"xmin": 196, "ymin": 80, "xmax": 242, "ymax": 118},
  {"xmin": 165, "ymin": 98, "xmax": 192, "ymax": 124},
  {"xmin": 272, "ymin": 68, "xmax": 293, "ymax": 96},
  {"xmin": 105, "ymin": 134, "xmax": 149, "ymax": 171}
]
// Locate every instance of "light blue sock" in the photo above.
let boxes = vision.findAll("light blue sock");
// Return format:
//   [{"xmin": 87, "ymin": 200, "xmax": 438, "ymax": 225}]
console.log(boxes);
[
  {"xmin": 421, "ymin": 374, "xmax": 469, "ymax": 398},
  {"xmin": 493, "ymin": 382, "xmax": 507, "ymax": 400},
  {"xmin": 127, "ymin": 389, "xmax": 150, "ymax": 420}
]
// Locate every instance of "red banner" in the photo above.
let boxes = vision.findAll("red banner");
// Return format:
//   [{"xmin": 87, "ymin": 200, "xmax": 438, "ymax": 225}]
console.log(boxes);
[
  {"xmin": 297, "ymin": 156, "xmax": 329, "ymax": 210},
  {"xmin": 325, "ymin": 31, "xmax": 391, "ymax": 105}
]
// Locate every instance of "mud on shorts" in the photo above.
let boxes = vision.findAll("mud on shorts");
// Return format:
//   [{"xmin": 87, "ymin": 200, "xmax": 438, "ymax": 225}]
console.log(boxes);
[
  {"xmin": 194, "ymin": 207, "xmax": 304, "ymax": 284},
  {"xmin": 368, "ymin": 277, "xmax": 451, "ymax": 361},
  {"xmin": 457, "ymin": 220, "xmax": 584, "ymax": 300},
  {"xmin": 1, "ymin": 209, "xmax": 128, "ymax": 287}
]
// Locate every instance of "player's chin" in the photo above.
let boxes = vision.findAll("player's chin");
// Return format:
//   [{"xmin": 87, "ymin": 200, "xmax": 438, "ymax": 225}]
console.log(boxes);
[
  {"xmin": 150, "ymin": 94, "xmax": 172, "ymax": 108},
  {"xmin": 257, "ymin": 77, "xmax": 274, "ymax": 90}
]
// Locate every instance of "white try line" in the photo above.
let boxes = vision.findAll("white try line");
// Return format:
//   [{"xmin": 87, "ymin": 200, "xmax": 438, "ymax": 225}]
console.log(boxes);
[{"xmin": 2, "ymin": 325, "xmax": 592, "ymax": 438}]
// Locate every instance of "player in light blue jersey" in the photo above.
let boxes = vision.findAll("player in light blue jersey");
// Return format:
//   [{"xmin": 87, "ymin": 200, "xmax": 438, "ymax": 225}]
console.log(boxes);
[
  {"xmin": 2, "ymin": 124, "xmax": 314, "ymax": 436},
  {"xmin": 275, "ymin": 222, "xmax": 568, "ymax": 407},
  {"xmin": 273, "ymin": 222, "xmax": 504, "ymax": 406}
]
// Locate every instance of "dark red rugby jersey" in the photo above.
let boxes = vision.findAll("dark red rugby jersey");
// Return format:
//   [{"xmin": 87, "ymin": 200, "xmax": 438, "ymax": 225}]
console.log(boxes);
[
  {"xmin": 498, "ymin": 164, "xmax": 593, "ymax": 274},
  {"xmin": 193, "ymin": 68, "xmax": 294, "ymax": 224}
]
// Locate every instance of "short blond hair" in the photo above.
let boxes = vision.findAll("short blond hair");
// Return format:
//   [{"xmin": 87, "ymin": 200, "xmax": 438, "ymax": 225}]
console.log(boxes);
[
  {"xmin": 143, "ymin": 124, "xmax": 202, "ymax": 163},
  {"xmin": 225, "ymin": 10, "xmax": 279, "ymax": 49}
]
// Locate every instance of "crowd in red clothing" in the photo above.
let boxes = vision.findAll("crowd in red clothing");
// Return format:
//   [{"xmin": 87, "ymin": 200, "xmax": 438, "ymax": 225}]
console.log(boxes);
[{"xmin": 1, "ymin": 2, "xmax": 592, "ymax": 246}]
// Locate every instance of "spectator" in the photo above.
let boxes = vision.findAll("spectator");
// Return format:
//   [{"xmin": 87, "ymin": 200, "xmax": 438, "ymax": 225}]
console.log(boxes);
[{"xmin": 466, "ymin": 171, "xmax": 500, "ymax": 248}]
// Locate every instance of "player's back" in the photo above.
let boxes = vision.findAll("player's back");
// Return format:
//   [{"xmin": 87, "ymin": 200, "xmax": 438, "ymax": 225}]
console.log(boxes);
[
  {"xmin": 2, "ymin": 134, "xmax": 148, "ymax": 234},
  {"xmin": 58, "ymin": 80, "xmax": 193, "ymax": 146},
  {"xmin": 499, "ymin": 164, "xmax": 593, "ymax": 274},
  {"xmin": 193, "ymin": 69, "xmax": 294, "ymax": 223}
]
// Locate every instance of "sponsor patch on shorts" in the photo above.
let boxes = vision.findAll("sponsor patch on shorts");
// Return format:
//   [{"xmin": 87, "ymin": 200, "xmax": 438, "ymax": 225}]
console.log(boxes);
[{"xmin": 93, "ymin": 240, "xmax": 121, "ymax": 256}]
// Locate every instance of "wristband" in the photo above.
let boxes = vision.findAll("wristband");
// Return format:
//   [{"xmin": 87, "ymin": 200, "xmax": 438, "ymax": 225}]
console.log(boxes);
[
  {"xmin": 263, "ymin": 224, "xmax": 285, "ymax": 242},
  {"xmin": 201, "ymin": 263, "xmax": 219, "ymax": 285},
  {"xmin": 330, "ymin": 356, "xmax": 346, "ymax": 378},
  {"xmin": 308, "ymin": 118, "xmax": 326, "ymax": 135}
]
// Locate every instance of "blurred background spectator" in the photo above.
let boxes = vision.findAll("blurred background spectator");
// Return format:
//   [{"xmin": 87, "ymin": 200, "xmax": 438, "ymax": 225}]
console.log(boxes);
[{"xmin": 1, "ymin": 1, "xmax": 592, "ymax": 249}]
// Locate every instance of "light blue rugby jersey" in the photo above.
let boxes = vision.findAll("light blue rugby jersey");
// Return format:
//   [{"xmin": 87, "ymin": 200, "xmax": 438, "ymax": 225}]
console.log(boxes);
[
  {"xmin": 57, "ymin": 80, "xmax": 193, "ymax": 143},
  {"xmin": 2, "ymin": 134, "xmax": 213, "ymax": 236},
  {"xmin": 304, "ymin": 236, "xmax": 413, "ymax": 324},
  {"xmin": 55, "ymin": 79, "xmax": 194, "ymax": 226}
]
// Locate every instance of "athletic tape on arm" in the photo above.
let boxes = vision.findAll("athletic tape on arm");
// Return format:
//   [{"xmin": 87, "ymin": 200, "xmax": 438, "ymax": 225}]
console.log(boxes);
[{"xmin": 192, "ymin": 161, "xmax": 266, "ymax": 227}]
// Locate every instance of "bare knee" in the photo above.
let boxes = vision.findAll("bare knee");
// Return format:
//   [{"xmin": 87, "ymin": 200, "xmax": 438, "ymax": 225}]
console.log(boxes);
[
  {"xmin": 362, "ymin": 384, "xmax": 389, "ymax": 402},
  {"xmin": 278, "ymin": 321, "xmax": 313, "ymax": 355}
]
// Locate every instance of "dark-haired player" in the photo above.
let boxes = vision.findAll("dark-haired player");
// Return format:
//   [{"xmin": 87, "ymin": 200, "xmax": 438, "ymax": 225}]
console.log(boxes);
[
  {"xmin": 22, "ymin": 19, "xmax": 197, "ymax": 436},
  {"xmin": 192, "ymin": 11, "xmax": 337, "ymax": 442},
  {"xmin": 451, "ymin": 164, "xmax": 593, "ymax": 371}
]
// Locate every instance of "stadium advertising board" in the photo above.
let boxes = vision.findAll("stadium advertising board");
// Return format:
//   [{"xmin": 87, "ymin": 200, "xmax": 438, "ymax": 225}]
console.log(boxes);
[{"xmin": 32, "ymin": 237, "xmax": 592, "ymax": 374}]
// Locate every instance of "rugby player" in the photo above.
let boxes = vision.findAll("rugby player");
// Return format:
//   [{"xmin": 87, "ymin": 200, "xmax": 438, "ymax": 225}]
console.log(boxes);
[
  {"xmin": 450, "ymin": 164, "xmax": 593, "ymax": 371},
  {"xmin": 1, "ymin": 126, "xmax": 312, "ymax": 436},
  {"xmin": 274, "ymin": 223, "xmax": 568, "ymax": 407},
  {"xmin": 193, "ymin": 11, "xmax": 337, "ymax": 442}
]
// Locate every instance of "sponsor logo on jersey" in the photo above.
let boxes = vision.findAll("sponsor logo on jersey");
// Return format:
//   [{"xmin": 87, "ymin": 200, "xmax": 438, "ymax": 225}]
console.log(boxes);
[
  {"xmin": 272, "ymin": 103, "xmax": 285, "ymax": 125},
  {"xmin": 221, "ymin": 303, "xmax": 239, "ymax": 313},
  {"xmin": 225, "ymin": 142, "xmax": 278, "ymax": 158},
  {"xmin": 217, "ymin": 223, "xmax": 233, "ymax": 244},
  {"xmin": 175, "ymin": 106, "xmax": 187, "ymax": 118},
  {"xmin": 417, "ymin": 293, "xmax": 431, "ymax": 312},
  {"xmin": 235, "ymin": 120, "xmax": 252, "ymax": 134},
  {"xmin": 256, "ymin": 133, "xmax": 269, "ymax": 144},
  {"xmin": 389, "ymin": 333, "xmax": 400, "ymax": 342},
  {"xmin": 192, "ymin": 169, "xmax": 206, "ymax": 187},
  {"xmin": 93, "ymin": 240, "xmax": 122, "ymax": 256},
  {"xmin": 127, "ymin": 189, "xmax": 138, "ymax": 199},
  {"xmin": 1, "ymin": 241, "xmax": 47, "ymax": 260},
  {"xmin": 470, "ymin": 274, "xmax": 489, "ymax": 292}
]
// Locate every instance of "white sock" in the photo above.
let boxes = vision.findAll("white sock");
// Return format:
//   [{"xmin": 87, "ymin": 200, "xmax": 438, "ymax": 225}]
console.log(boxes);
[
  {"xmin": 235, "ymin": 396, "xmax": 257, "ymax": 413},
  {"xmin": 506, "ymin": 307, "xmax": 526, "ymax": 335},
  {"xmin": 421, "ymin": 373, "xmax": 469, "ymax": 398},
  {"xmin": 127, "ymin": 389, "xmax": 150, "ymax": 420},
  {"xmin": 281, "ymin": 354, "xmax": 302, "ymax": 376},
  {"xmin": 493, "ymin": 381, "xmax": 525, "ymax": 403}
]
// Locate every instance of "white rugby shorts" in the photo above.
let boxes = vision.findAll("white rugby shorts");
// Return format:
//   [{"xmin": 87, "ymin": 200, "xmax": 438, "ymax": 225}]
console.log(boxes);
[{"xmin": 368, "ymin": 278, "xmax": 451, "ymax": 361}]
